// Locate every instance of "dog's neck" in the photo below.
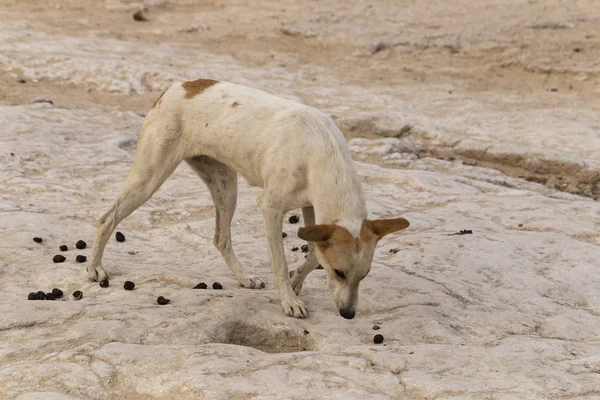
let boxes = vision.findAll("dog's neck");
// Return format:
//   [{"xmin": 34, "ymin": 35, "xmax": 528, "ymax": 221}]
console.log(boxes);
[{"xmin": 310, "ymin": 152, "xmax": 367, "ymax": 237}]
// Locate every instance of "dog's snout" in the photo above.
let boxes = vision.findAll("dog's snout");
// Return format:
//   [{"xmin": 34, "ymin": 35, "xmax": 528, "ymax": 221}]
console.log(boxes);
[{"xmin": 339, "ymin": 308, "xmax": 356, "ymax": 319}]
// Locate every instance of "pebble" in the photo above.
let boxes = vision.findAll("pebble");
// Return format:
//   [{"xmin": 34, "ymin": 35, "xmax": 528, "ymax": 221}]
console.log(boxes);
[
  {"xmin": 73, "ymin": 290, "xmax": 83, "ymax": 300},
  {"xmin": 76, "ymin": 255, "xmax": 87, "ymax": 263},
  {"xmin": 52, "ymin": 288, "xmax": 63, "ymax": 298},
  {"xmin": 133, "ymin": 9, "xmax": 148, "ymax": 21},
  {"xmin": 53, "ymin": 255, "xmax": 66, "ymax": 263},
  {"xmin": 282, "ymin": 232, "xmax": 288, "ymax": 238},
  {"xmin": 28, "ymin": 292, "xmax": 38, "ymax": 300},
  {"xmin": 99, "ymin": 280, "xmax": 109, "ymax": 288},
  {"xmin": 212, "ymin": 282, "xmax": 223, "ymax": 290},
  {"xmin": 373, "ymin": 325, "xmax": 380, "ymax": 330},
  {"xmin": 124, "ymin": 281, "xmax": 135, "ymax": 290},
  {"xmin": 115, "ymin": 232, "xmax": 126, "ymax": 242},
  {"xmin": 301, "ymin": 244, "xmax": 309, "ymax": 253},
  {"xmin": 289, "ymin": 215, "xmax": 300, "ymax": 224},
  {"xmin": 157, "ymin": 296, "xmax": 170, "ymax": 305},
  {"xmin": 33, "ymin": 237, "xmax": 43, "ymax": 243},
  {"xmin": 373, "ymin": 334, "xmax": 384, "ymax": 344},
  {"xmin": 194, "ymin": 283, "xmax": 208, "ymax": 289},
  {"xmin": 37, "ymin": 291, "xmax": 46, "ymax": 300},
  {"xmin": 372, "ymin": 42, "xmax": 389, "ymax": 54},
  {"xmin": 291, "ymin": 247, "xmax": 299, "ymax": 252},
  {"xmin": 76, "ymin": 240, "xmax": 87, "ymax": 249},
  {"xmin": 45, "ymin": 293, "xmax": 56, "ymax": 301},
  {"xmin": 60, "ymin": 245, "xmax": 68, "ymax": 251}
]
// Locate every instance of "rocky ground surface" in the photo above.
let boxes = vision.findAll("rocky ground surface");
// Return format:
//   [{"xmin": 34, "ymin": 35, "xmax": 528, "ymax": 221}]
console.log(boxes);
[{"xmin": 1, "ymin": 1, "xmax": 599, "ymax": 399}]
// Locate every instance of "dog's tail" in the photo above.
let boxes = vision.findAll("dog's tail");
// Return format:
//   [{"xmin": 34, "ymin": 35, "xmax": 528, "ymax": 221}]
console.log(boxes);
[
  {"xmin": 140, "ymin": 83, "xmax": 181, "ymax": 136},
  {"xmin": 150, "ymin": 87, "xmax": 169, "ymax": 111},
  {"xmin": 148, "ymin": 82, "xmax": 181, "ymax": 114}
]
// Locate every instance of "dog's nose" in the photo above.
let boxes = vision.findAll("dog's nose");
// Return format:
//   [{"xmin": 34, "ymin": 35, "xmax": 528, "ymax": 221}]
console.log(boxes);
[{"xmin": 339, "ymin": 308, "xmax": 356, "ymax": 319}]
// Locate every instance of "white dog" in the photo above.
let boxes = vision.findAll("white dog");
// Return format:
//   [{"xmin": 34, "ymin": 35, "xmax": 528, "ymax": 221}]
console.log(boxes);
[{"xmin": 87, "ymin": 79, "xmax": 409, "ymax": 319}]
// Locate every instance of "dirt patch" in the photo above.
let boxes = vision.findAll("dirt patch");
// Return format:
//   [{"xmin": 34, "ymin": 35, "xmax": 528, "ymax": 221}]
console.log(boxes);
[
  {"xmin": 420, "ymin": 147, "xmax": 600, "ymax": 200},
  {"xmin": 215, "ymin": 321, "xmax": 313, "ymax": 354}
]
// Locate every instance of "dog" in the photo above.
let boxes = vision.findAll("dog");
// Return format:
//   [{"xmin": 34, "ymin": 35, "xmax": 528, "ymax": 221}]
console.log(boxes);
[{"xmin": 86, "ymin": 79, "xmax": 409, "ymax": 319}]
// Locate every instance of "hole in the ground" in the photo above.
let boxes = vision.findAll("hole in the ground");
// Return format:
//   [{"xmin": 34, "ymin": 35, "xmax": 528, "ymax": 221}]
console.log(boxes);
[{"xmin": 215, "ymin": 321, "xmax": 313, "ymax": 354}]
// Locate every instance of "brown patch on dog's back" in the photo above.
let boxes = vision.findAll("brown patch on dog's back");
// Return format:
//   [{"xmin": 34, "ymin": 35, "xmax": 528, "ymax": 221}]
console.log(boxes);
[
  {"xmin": 182, "ymin": 79, "xmax": 219, "ymax": 99},
  {"xmin": 151, "ymin": 88, "xmax": 167, "ymax": 109}
]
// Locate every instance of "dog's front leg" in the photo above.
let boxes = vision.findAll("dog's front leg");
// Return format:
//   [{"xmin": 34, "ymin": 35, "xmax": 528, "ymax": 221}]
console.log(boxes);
[
  {"xmin": 259, "ymin": 197, "xmax": 308, "ymax": 318},
  {"xmin": 289, "ymin": 206, "xmax": 320, "ymax": 295}
]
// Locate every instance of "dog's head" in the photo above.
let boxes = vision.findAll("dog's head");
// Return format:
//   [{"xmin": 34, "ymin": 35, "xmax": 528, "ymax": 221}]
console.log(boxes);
[{"xmin": 298, "ymin": 217, "xmax": 409, "ymax": 319}]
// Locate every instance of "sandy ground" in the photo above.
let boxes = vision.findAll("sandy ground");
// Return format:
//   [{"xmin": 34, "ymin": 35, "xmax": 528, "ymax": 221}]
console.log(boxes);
[{"xmin": 1, "ymin": 0, "xmax": 599, "ymax": 399}]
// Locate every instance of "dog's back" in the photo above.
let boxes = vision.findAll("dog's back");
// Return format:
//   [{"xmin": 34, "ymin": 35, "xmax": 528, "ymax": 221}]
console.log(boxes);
[{"xmin": 144, "ymin": 79, "xmax": 352, "ymax": 190}]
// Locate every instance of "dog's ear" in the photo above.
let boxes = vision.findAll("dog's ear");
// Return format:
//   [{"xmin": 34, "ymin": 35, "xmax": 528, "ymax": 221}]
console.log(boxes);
[
  {"xmin": 365, "ymin": 218, "xmax": 409, "ymax": 240},
  {"xmin": 298, "ymin": 224, "xmax": 336, "ymax": 243}
]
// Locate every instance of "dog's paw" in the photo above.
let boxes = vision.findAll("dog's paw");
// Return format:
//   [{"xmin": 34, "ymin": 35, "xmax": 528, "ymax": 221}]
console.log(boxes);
[
  {"xmin": 87, "ymin": 266, "xmax": 108, "ymax": 282},
  {"xmin": 281, "ymin": 296, "xmax": 307, "ymax": 318},
  {"xmin": 240, "ymin": 276, "xmax": 265, "ymax": 289}
]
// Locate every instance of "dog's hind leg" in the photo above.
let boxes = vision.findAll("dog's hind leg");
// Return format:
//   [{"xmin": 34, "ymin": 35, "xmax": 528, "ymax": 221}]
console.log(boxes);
[
  {"xmin": 290, "ymin": 206, "xmax": 320, "ymax": 295},
  {"xmin": 186, "ymin": 156, "xmax": 265, "ymax": 289},
  {"xmin": 86, "ymin": 125, "xmax": 182, "ymax": 281}
]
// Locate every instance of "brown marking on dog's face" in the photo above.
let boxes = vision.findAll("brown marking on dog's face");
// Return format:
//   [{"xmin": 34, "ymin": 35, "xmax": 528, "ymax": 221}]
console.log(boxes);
[
  {"xmin": 151, "ymin": 88, "xmax": 167, "ymax": 109},
  {"xmin": 181, "ymin": 79, "xmax": 219, "ymax": 99},
  {"xmin": 231, "ymin": 101, "xmax": 239, "ymax": 107},
  {"xmin": 298, "ymin": 217, "xmax": 409, "ymax": 319}
]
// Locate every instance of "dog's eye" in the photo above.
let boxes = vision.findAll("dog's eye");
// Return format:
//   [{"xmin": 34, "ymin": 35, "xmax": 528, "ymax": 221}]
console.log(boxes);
[{"xmin": 334, "ymin": 269, "xmax": 346, "ymax": 279}]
